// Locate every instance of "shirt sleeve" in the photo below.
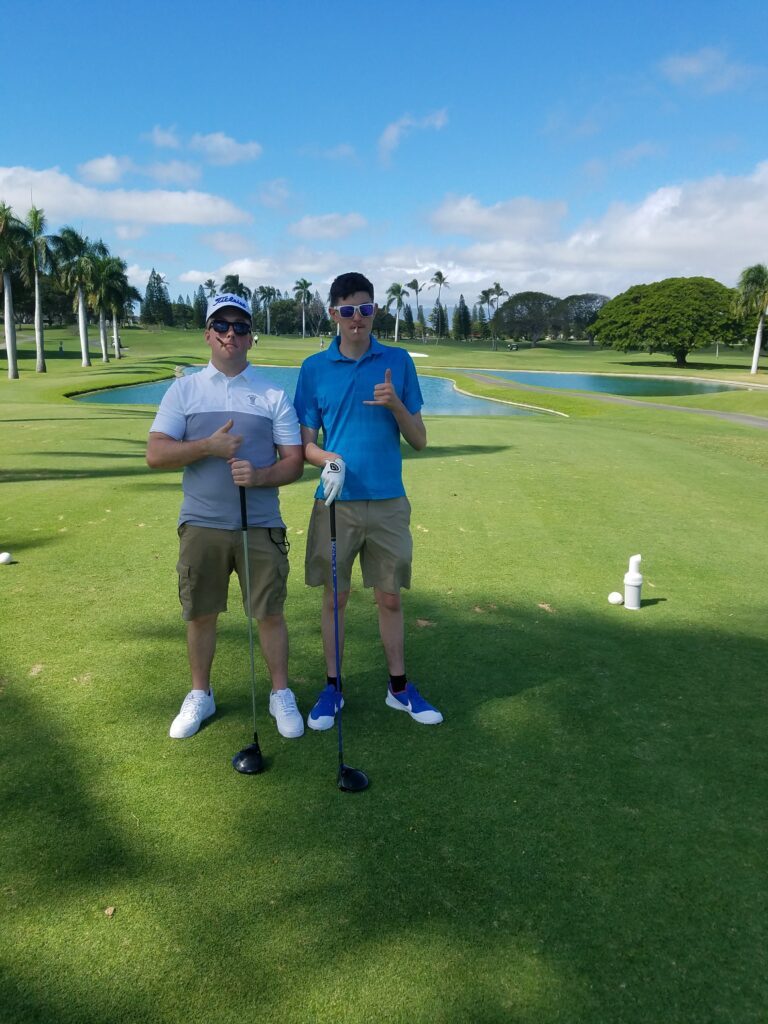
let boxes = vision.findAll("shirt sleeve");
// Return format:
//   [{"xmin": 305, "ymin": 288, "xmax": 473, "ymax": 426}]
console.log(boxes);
[
  {"xmin": 149, "ymin": 380, "xmax": 187, "ymax": 439},
  {"xmin": 293, "ymin": 363, "xmax": 321, "ymax": 429},
  {"xmin": 272, "ymin": 390, "xmax": 302, "ymax": 446},
  {"xmin": 401, "ymin": 353, "xmax": 424, "ymax": 415}
]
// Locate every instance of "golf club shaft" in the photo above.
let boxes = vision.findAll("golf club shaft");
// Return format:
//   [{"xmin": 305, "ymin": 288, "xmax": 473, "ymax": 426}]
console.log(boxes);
[
  {"xmin": 239, "ymin": 486, "xmax": 258, "ymax": 739},
  {"xmin": 329, "ymin": 501, "xmax": 344, "ymax": 770}
]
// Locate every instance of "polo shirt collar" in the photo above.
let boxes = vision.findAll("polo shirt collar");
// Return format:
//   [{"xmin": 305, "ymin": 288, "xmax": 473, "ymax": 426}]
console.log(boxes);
[
  {"xmin": 328, "ymin": 334, "xmax": 385, "ymax": 363},
  {"xmin": 203, "ymin": 360, "xmax": 252, "ymax": 383}
]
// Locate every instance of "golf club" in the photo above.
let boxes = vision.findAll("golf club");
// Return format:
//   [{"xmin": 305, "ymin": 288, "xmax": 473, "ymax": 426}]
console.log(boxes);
[
  {"xmin": 330, "ymin": 499, "xmax": 369, "ymax": 792},
  {"xmin": 231, "ymin": 485, "xmax": 265, "ymax": 774}
]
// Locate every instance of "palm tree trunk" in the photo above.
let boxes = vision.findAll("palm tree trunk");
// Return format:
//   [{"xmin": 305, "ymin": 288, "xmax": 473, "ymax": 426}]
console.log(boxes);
[
  {"xmin": 77, "ymin": 287, "xmax": 91, "ymax": 367},
  {"xmin": 266, "ymin": 304, "xmax": 271, "ymax": 335},
  {"xmin": 4, "ymin": 271, "xmax": 18, "ymax": 379},
  {"xmin": 750, "ymin": 310, "xmax": 765, "ymax": 375},
  {"xmin": 112, "ymin": 306, "xmax": 121, "ymax": 359},
  {"xmin": 34, "ymin": 270, "xmax": 46, "ymax": 372},
  {"xmin": 302, "ymin": 304, "xmax": 306, "ymax": 339},
  {"xmin": 394, "ymin": 307, "xmax": 400, "ymax": 342},
  {"xmin": 98, "ymin": 308, "xmax": 109, "ymax": 362}
]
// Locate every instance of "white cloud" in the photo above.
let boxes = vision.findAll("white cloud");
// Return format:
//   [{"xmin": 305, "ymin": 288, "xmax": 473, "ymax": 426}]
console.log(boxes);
[
  {"xmin": 200, "ymin": 231, "xmax": 253, "ymax": 256},
  {"xmin": 125, "ymin": 264, "xmax": 153, "ymax": 291},
  {"xmin": 659, "ymin": 47, "xmax": 754, "ymax": 94},
  {"xmin": 78, "ymin": 155, "xmax": 135, "ymax": 184},
  {"xmin": 359, "ymin": 161, "xmax": 768, "ymax": 300},
  {"xmin": 115, "ymin": 224, "xmax": 146, "ymax": 240},
  {"xmin": 146, "ymin": 160, "xmax": 201, "ymax": 186},
  {"xmin": 145, "ymin": 125, "xmax": 180, "ymax": 148},
  {"xmin": 190, "ymin": 132, "xmax": 263, "ymax": 165},
  {"xmin": 179, "ymin": 257, "xmax": 278, "ymax": 289},
  {"xmin": 289, "ymin": 212, "xmax": 367, "ymax": 240},
  {"xmin": 258, "ymin": 178, "xmax": 290, "ymax": 208},
  {"xmin": 378, "ymin": 109, "xmax": 448, "ymax": 163},
  {"xmin": 431, "ymin": 194, "xmax": 567, "ymax": 242},
  {"xmin": 0, "ymin": 166, "xmax": 250, "ymax": 225}
]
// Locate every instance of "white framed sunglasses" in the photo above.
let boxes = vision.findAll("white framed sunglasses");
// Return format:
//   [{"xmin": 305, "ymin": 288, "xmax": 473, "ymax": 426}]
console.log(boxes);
[{"xmin": 333, "ymin": 302, "xmax": 376, "ymax": 318}]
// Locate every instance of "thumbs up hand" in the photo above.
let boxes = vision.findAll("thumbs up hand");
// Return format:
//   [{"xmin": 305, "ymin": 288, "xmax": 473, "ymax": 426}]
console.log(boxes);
[{"xmin": 363, "ymin": 368, "xmax": 401, "ymax": 411}]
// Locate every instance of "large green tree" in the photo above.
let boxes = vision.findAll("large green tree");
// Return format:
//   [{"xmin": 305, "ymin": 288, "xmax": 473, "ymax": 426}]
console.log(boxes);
[
  {"xmin": 551, "ymin": 293, "xmax": 609, "ymax": 340},
  {"xmin": 452, "ymin": 294, "xmax": 472, "ymax": 341},
  {"xmin": 499, "ymin": 291, "xmax": 559, "ymax": 344},
  {"xmin": 591, "ymin": 277, "xmax": 742, "ymax": 367},
  {"xmin": 733, "ymin": 264, "xmax": 768, "ymax": 375},
  {"xmin": 0, "ymin": 202, "xmax": 23, "ymax": 379}
]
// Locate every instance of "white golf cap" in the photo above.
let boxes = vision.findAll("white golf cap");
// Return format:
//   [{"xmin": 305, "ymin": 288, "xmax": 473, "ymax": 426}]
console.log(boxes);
[{"xmin": 206, "ymin": 293, "xmax": 252, "ymax": 321}]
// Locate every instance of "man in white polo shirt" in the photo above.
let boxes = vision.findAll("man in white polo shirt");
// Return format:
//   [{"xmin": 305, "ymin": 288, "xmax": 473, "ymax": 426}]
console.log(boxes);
[{"xmin": 146, "ymin": 293, "xmax": 305, "ymax": 740}]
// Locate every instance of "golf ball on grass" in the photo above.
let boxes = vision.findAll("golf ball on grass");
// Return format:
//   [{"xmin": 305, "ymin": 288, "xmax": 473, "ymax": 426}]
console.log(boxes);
[
  {"xmin": 0, "ymin": 552, "xmax": 12, "ymax": 564},
  {"xmin": 608, "ymin": 591, "xmax": 623, "ymax": 605}
]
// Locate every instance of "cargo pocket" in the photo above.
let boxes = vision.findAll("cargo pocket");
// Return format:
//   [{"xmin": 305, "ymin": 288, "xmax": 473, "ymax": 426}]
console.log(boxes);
[{"xmin": 177, "ymin": 562, "xmax": 194, "ymax": 615}]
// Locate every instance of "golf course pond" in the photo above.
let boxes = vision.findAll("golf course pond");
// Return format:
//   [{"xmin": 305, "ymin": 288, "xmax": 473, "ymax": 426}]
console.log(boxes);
[{"xmin": 74, "ymin": 365, "xmax": 743, "ymax": 416}]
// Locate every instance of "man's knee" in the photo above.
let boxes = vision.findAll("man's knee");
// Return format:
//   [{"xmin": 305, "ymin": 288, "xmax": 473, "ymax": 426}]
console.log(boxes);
[
  {"xmin": 374, "ymin": 589, "xmax": 401, "ymax": 613},
  {"xmin": 324, "ymin": 587, "xmax": 350, "ymax": 611}
]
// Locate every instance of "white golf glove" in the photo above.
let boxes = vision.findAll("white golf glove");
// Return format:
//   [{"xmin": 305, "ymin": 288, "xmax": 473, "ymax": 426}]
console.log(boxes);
[{"xmin": 321, "ymin": 458, "xmax": 346, "ymax": 506}]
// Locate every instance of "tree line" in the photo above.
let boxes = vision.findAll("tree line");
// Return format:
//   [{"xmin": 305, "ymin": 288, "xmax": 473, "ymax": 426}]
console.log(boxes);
[
  {"xmin": 3, "ymin": 194, "xmax": 767, "ymax": 377},
  {"xmin": 1, "ymin": 202, "xmax": 140, "ymax": 378}
]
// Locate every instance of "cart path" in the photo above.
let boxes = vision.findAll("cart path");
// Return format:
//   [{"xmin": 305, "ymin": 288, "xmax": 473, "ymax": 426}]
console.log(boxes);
[{"xmin": 465, "ymin": 373, "xmax": 768, "ymax": 430}]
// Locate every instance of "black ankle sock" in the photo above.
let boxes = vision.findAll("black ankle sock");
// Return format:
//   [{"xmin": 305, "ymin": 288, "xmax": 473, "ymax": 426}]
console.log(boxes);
[
  {"xmin": 327, "ymin": 676, "xmax": 338, "ymax": 689},
  {"xmin": 389, "ymin": 674, "xmax": 407, "ymax": 693}
]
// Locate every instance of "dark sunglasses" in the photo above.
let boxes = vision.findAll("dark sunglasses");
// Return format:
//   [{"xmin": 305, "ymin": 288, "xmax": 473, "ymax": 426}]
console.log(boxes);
[
  {"xmin": 210, "ymin": 319, "xmax": 251, "ymax": 335},
  {"xmin": 334, "ymin": 303, "xmax": 375, "ymax": 318}
]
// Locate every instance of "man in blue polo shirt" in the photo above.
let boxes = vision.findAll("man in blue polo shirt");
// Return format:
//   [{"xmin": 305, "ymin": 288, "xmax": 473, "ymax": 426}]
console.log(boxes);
[
  {"xmin": 294, "ymin": 272, "xmax": 443, "ymax": 729},
  {"xmin": 147, "ymin": 293, "xmax": 305, "ymax": 742}
]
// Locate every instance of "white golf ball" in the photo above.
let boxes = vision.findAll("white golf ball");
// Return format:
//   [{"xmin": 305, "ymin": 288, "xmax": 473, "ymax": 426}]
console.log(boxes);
[
  {"xmin": 0, "ymin": 552, "xmax": 12, "ymax": 564},
  {"xmin": 608, "ymin": 591, "xmax": 623, "ymax": 605}
]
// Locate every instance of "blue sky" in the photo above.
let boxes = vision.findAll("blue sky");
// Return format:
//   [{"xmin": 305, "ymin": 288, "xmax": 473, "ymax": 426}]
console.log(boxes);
[{"xmin": 2, "ymin": 0, "xmax": 766, "ymax": 307}]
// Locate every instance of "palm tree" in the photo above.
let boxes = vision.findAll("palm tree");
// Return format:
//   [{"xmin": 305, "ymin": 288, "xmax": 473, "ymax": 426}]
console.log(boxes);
[
  {"xmin": 293, "ymin": 278, "xmax": 312, "ymax": 339},
  {"xmin": 257, "ymin": 284, "xmax": 278, "ymax": 334},
  {"xmin": 406, "ymin": 278, "xmax": 424, "ymax": 337},
  {"xmin": 428, "ymin": 270, "xmax": 450, "ymax": 342},
  {"xmin": 18, "ymin": 206, "xmax": 56, "ymax": 373},
  {"xmin": 489, "ymin": 282, "xmax": 509, "ymax": 351},
  {"xmin": 0, "ymin": 202, "xmax": 23, "ymax": 379},
  {"xmin": 204, "ymin": 278, "xmax": 217, "ymax": 297},
  {"xmin": 221, "ymin": 274, "xmax": 252, "ymax": 301},
  {"xmin": 386, "ymin": 282, "xmax": 410, "ymax": 342},
  {"xmin": 478, "ymin": 288, "xmax": 493, "ymax": 322},
  {"xmin": 103, "ymin": 259, "xmax": 141, "ymax": 359},
  {"xmin": 733, "ymin": 264, "xmax": 768, "ymax": 375},
  {"xmin": 89, "ymin": 247, "xmax": 118, "ymax": 363},
  {"xmin": 53, "ymin": 228, "xmax": 107, "ymax": 367}
]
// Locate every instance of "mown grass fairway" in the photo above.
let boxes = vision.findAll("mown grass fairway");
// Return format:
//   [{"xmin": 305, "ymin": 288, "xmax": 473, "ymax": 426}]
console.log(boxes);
[{"xmin": 1, "ymin": 328, "xmax": 766, "ymax": 1023}]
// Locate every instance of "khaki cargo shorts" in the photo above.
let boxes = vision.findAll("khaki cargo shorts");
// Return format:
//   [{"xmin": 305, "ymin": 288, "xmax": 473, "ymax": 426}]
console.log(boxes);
[
  {"xmin": 177, "ymin": 524, "xmax": 289, "ymax": 621},
  {"xmin": 305, "ymin": 497, "xmax": 412, "ymax": 594}
]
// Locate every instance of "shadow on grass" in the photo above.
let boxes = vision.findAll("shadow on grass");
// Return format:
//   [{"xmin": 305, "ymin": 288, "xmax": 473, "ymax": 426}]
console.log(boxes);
[{"xmin": 1, "ymin": 596, "xmax": 765, "ymax": 1022}]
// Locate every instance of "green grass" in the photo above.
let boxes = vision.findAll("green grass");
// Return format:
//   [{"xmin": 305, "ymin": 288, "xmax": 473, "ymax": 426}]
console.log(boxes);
[{"xmin": 1, "ymin": 329, "xmax": 766, "ymax": 1023}]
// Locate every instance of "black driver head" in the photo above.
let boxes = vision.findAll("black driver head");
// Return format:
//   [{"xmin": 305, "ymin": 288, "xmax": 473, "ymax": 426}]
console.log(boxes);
[
  {"xmin": 337, "ymin": 764, "xmax": 369, "ymax": 792},
  {"xmin": 232, "ymin": 740, "xmax": 264, "ymax": 775}
]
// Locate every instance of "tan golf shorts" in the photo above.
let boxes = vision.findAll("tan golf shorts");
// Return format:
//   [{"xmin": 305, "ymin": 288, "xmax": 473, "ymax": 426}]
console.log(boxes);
[
  {"xmin": 177, "ymin": 524, "xmax": 289, "ymax": 621},
  {"xmin": 305, "ymin": 497, "xmax": 412, "ymax": 593}
]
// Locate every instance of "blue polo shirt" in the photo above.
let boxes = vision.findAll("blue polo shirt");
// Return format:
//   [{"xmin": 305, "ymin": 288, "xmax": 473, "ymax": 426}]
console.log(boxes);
[{"xmin": 294, "ymin": 335, "xmax": 423, "ymax": 501}]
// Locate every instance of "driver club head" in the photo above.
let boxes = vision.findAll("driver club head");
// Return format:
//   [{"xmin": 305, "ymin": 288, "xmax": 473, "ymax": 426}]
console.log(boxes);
[
  {"xmin": 232, "ymin": 741, "xmax": 264, "ymax": 775},
  {"xmin": 337, "ymin": 764, "xmax": 369, "ymax": 792}
]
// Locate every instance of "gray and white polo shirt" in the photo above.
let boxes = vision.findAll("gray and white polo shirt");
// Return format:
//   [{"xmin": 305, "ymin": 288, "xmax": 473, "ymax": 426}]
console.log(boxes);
[{"xmin": 150, "ymin": 362, "xmax": 301, "ymax": 529}]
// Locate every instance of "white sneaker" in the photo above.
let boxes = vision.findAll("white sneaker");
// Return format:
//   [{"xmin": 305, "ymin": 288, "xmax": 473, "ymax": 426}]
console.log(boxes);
[
  {"xmin": 269, "ymin": 688, "xmax": 305, "ymax": 738},
  {"xmin": 169, "ymin": 687, "xmax": 215, "ymax": 739}
]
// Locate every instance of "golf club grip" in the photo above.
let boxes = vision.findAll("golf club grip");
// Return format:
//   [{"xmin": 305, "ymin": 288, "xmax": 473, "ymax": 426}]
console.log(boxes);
[
  {"xmin": 329, "ymin": 500, "xmax": 336, "ymax": 541},
  {"xmin": 239, "ymin": 486, "xmax": 248, "ymax": 532}
]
